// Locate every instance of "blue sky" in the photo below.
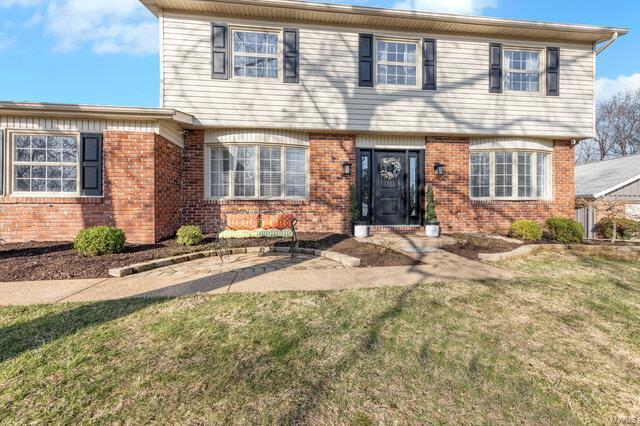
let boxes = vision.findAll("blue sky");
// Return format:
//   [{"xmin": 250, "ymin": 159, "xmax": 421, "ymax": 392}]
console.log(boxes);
[{"xmin": 0, "ymin": 0, "xmax": 637, "ymax": 107}]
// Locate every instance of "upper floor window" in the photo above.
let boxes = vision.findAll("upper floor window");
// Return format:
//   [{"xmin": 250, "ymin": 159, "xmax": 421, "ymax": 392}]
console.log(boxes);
[
  {"xmin": 12, "ymin": 134, "xmax": 79, "ymax": 195},
  {"xmin": 376, "ymin": 40, "xmax": 418, "ymax": 87},
  {"xmin": 233, "ymin": 30, "xmax": 279, "ymax": 79},
  {"xmin": 503, "ymin": 49, "xmax": 541, "ymax": 93}
]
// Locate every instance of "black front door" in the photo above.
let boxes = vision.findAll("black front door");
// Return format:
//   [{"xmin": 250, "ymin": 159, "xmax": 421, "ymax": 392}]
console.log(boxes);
[{"xmin": 373, "ymin": 151, "xmax": 406, "ymax": 225}]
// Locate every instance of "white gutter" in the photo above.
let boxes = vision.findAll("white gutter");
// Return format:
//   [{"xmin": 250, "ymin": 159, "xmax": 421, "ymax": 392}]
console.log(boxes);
[{"xmin": 596, "ymin": 31, "xmax": 619, "ymax": 55}]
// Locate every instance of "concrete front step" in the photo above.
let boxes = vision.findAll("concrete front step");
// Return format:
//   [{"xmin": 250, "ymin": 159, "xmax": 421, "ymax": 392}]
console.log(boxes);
[{"xmin": 368, "ymin": 225, "xmax": 425, "ymax": 236}]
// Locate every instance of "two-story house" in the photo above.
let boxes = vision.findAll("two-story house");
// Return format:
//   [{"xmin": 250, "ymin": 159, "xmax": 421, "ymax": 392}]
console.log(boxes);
[{"xmin": 0, "ymin": 0, "xmax": 627, "ymax": 243}]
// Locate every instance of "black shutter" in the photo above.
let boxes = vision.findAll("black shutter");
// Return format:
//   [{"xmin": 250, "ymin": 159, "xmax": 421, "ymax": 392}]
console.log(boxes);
[
  {"xmin": 547, "ymin": 47, "xmax": 560, "ymax": 96},
  {"xmin": 283, "ymin": 28, "xmax": 299, "ymax": 83},
  {"xmin": 423, "ymin": 38, "xmax": 437, "ymax": 90},
  {"xmin": 358, "ymin": 33, "xmax": 374, "ymax": 87},
  {"xmin": 489, "ymin": 43, "xmax": 502, "ymax": 93},
  {"xmin": 80, "ymin": 133, "xmax": 103, "ymax": 196},
  {"xmin": 0, "ymin": 129, "xmax": 3, "ymax": 196},
  {"xmin": 211, "ymin": 22, "xmax": 229, "ymax": 80}
]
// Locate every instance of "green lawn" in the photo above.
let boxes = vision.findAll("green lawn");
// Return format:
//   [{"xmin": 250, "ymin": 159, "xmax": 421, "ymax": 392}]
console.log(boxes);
[{"xmin": 1, "ymin": 253, "xmax": 639, "ymax": 423}]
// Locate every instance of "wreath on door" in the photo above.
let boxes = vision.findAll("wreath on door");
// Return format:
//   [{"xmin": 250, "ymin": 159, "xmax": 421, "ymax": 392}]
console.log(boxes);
[{"xmin": 378, "ymin": 157, "xmax": 402, "ymax": 181}]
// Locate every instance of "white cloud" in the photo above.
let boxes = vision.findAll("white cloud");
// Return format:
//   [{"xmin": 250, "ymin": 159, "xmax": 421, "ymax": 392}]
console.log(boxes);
[
  {"xmin": 1, "ymin": 0, "xmax": 157, "ymax": 55},
  {"xmin": 393, "ymin": 0, "xmax": 498, "ymax": 15},
  {"xmin": 24, "ymin": 12, "xmax": 42, "ymax": 26},
  {"xmin": 44, "ymin": 0, "xmax": 157, "ymax": 55},
  {"xmin": 596, "ymin": 73, "xmax": 640, "ymax": 101}
]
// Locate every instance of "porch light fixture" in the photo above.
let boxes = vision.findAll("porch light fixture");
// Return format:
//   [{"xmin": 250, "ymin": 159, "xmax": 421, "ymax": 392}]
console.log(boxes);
[
  {"xmin": 342, "ymin": 160, "xmax": 352, "ymax": 176},
  {"xmin": 434, "ymin": 162, "xmax": 445, "ymax": 176}
]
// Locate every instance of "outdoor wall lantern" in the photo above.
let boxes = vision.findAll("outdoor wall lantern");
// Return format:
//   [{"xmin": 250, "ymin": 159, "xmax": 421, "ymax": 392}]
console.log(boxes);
[
  {"xmin": 434, "ymin": 162, "xmax": 446, "ymax": 176},
  {"xmin": 343, "ymin": 160, "xmax": 352, "ymax": 176}
]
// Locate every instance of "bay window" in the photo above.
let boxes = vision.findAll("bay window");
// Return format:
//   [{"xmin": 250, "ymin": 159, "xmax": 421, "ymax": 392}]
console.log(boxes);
[
  {"xmin": 207, "ymin": 144, "xmax": 308, "ymax": 200},
  {"xmin": 12, "ymin": 133, "xmax": 79, "ymax": 195},
  {"xmin": 470, "ymin": 151, "xmax": 551, "ymax": 200}
]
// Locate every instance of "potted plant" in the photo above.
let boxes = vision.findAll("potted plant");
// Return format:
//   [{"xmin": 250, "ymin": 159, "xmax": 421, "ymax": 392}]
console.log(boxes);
[
  {"xmin": 425, "ymin": 184, "xmax": 440, "ymax": 237},
  {"xmin": 349, "ymin": 184, "xmax": 368, "ymax": 238}
]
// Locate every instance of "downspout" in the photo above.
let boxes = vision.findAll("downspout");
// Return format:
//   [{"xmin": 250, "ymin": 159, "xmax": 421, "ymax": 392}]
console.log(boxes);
[{"xmin": 596, "ymin": 32, "xmax": 619, "ymax": 55}]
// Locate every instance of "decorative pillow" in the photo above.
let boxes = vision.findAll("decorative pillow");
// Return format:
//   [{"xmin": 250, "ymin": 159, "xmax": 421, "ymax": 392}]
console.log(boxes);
[
  {"xmin": 225, "ymin": 214, "xmax": 259, "ymax": 230},
  {"xmin": 261, "ymin": 214, "xmax": 294, "ymax": 230}
]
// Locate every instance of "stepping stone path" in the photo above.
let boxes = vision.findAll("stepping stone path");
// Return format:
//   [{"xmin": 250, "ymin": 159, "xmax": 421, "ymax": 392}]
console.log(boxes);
[{"xmin": 134, "ymin": 252, "xmax": 345, "ymax": 279}]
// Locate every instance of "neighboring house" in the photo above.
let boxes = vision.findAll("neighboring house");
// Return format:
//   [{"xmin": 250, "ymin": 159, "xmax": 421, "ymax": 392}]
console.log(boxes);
[
  {"xmin": 0, "ymin": 0, "xmax": 628, "ymax": 243},
  {"xmin": 575, "ymin": 155, "xmax": 640, "ymax": 238}
]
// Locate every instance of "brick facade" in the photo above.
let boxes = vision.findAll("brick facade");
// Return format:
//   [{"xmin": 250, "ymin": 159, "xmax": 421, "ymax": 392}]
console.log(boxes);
[
  {"xmin": 0, "ymin": 132, "xmax": 183, "ymax": 244},
  {"xmin": 0, "ymin": 129, "xmax": 578, "ymax": 244},
  {"xmin": 425, "ymin": 136, "xmax": 575, "ymax": 233},
  {"xmin": 181, "ymin": 130, "xmax": 355, "ymax": 234}
]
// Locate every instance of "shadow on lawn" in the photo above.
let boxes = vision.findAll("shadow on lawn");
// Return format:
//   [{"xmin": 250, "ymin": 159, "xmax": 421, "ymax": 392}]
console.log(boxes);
[{"xmin": 0, "ymin": 298, "xmax": 162, "ymax": 363}]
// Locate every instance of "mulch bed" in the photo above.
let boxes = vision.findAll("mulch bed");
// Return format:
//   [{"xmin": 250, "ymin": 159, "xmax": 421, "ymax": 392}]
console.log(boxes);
[
  {"xmin": 440, "ymin": 234, "xmax": 525, "ymax": 261},
  {"xmin": 0, "ymin": 233, "xmax": 419, "ymax": 282}
]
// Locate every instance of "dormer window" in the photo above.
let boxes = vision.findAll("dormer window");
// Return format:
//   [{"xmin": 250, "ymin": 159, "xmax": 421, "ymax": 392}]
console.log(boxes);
[{"xmin": 232, "ymin": 30, "xmax": 279, "ymax": 79}]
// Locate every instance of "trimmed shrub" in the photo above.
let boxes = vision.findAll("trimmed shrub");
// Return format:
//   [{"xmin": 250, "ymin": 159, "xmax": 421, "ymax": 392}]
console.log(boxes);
[
  {"xmin": 545, "ymin": 217, "xmax": 584, "ymax": 243},
  {"xmin": 74, "ymin": 226, "xmax": 126, "ymax": 256},
  {"xmin": 596, "ymin": 217, "xmax": 640, "ymax": 240},
  {"xmin": 176, "ymin": 225, "xmax": 204, "ymax": 246},
  {"xmin": 509, "ymin": 219, "xmax": 542, "ymax": 241}
]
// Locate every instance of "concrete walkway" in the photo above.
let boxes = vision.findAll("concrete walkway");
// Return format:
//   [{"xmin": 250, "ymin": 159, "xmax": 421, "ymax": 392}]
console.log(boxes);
[{"xmin": 0, "ymin": 250, "xmax": 510, "ymax": 306}]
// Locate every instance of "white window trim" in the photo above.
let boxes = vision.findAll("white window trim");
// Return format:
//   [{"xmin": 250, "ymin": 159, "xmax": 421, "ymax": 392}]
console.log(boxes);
[
  {"xmin": 469, "ymin": 150, "xmax": 553, "ymax": 201},
  {"xmin": 502, "ymin": 46, "xmax": 546, "ymax": 96},
  {"xmin": 230, "ymin": 26, "xmax": 283, "ymax": 82},
  {"xmin": 374, "ymin": 36, "xmax": 422, "ymax": 89},
  {"xmin": 7, "ymin": 130, "xmax": 82, "ymax": 198},
  {"xmin": 204, "ymin": 142, "xmax": 309, "ymax": 201}
]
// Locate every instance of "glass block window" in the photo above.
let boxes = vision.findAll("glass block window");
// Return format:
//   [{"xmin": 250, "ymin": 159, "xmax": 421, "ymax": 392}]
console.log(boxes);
[
  {"xmin": 285, "ymin": 147, "xmax": 306, "ymax": 198},
  {"xmin": 233, "ymin": 31, "xmax": 279, "ymax": 79},
  {"xmin": 209, "ymin": 146, "xmax": 231, "ymax": 198},
  {"xmin": 233, "ymin": 146, "xmax": 256, "ymax": 197},
  {"xmin": 536, "ymin": 153, "xmax": 549, "ymax": 198},
  {"xmin": 470, "ymin": 153, "xmax": 490, "ymax": 198},
  {"xmin": 504, "ymin": 49, "xmax": 540, "ymax": 92},
  {"xmin": 13, "ymin": 134, "xmax": 78, "ymax": 194},
  {"xmin": 518, "ymin": 152, "xmax": 533, "ymax": 197},
  {"xmin": 206, "ymin": 144, "xmax": 307, "ymax": 200},
  {"xmin": 260, "ymin": 146, "xmax": 282, "ymax": 197},
  {"xmin": 494, "ymin": 152, "xmax": 513, "ymax": 197},
  {"xmin": 376, "ymin": 40, "xmax": 418, "ymax": 86}
]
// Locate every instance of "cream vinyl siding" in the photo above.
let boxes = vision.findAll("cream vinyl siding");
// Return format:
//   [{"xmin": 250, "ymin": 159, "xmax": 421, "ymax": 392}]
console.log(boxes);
[
  {"xmin": 162, "ymin": 13, "xmax": 595, "ymax": 139},
  {"xmin": 0, "ymin": 116, "xmax": 185, "ymax": 147},
  {"xmin": 0, "ymin": 116, "xmax": 159, "ymax": 133}
]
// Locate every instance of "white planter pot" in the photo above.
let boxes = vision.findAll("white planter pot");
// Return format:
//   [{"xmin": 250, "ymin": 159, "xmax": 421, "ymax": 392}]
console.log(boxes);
[
  {"xmin": 425, "ymin": 224, "xmax": 441, "ymax": 238},
  {"xmin": 353, "ymin": 225, "xmax": 369, "ymax": 238}
]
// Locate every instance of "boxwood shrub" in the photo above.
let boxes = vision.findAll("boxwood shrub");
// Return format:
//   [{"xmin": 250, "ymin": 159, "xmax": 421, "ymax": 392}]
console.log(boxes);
[
  {"xmin": 509, "ymin": 219, "xmax": 542, "ymax": 241},
  {"xmin": 176, "ymin": 224, "xmax": 204, "ymax": 246},
  {"xmin": 596, "ymin": 217, "xmax": 640, "ymax": 240},
  {"xmin": 74, "ymin": 226, "xmax": 126, "ymax": 256},
  {"xmin": 545, "ymin": 217, "xmax": 584, "ymax": 243}
]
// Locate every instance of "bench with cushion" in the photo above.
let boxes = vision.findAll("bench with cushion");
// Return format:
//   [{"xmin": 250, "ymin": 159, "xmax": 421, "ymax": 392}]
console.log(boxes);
[{"xmin": 217, "ymin": 210, "xmax": 298, "ymax": 257}]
